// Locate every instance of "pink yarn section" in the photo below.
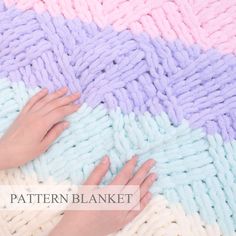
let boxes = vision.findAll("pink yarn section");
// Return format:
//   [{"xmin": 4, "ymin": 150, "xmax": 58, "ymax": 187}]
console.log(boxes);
[{"xmin": 3, "ymin": 0, "xmax": 236, "ymax": 54}]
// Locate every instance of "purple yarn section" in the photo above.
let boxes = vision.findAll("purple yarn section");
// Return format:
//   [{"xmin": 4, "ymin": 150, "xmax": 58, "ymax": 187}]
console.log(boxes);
[{"xmin": 1, "ymin": 2, "xmax": 236, "ymax": 141}]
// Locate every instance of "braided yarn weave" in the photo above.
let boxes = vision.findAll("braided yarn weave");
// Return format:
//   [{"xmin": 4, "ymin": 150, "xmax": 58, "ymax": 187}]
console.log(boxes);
[{"xmin": 0, "ymin": 0, "xmax": 236, "ymax": 235}]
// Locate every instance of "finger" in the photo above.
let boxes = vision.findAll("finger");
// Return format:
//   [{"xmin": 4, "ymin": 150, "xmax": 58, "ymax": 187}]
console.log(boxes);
[
  {"xmin": 45, "ymin": 103, "xmax": 80, "ymax": 127},
  {"xmin": 40, "ymin": 92, "xmax": 80, "ymax": 115},
  {"xmin": 84, "ymin": 156, "xmax": 110, "ymax": 185},
  {"xmin": 21, "ymin": 88, "xmax": 48, "ymax": 113},
  {"xmin": 32, "ymin": 87, "xmax": 68, "ymax": 112},
  {"xmin": 139, "ymin": 173, "xmax": 157, "ymax": 199},
  {"xmin": 121, "ymin": 172, "xmax": 156, "ymax": 204},
  {"xmin": 110, "ymin": 156, "xmax": 137, "ymax": 185},
  {"xmin": 126, "ymin": 192, "xmax": 152, "ymax": 223},
  {"xmin": 128, "ymin": 159, "xmax": 156, "ymax": 185},
  {"xmin": 41, "ymin": 121, "xmax": 69, "ymax": 151}
]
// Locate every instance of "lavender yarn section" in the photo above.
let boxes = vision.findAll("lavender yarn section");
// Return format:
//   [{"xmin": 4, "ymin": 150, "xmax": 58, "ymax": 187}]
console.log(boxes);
[{"xmin": 1, "ymin": 2, "xmax": 236, "ymax": 141}]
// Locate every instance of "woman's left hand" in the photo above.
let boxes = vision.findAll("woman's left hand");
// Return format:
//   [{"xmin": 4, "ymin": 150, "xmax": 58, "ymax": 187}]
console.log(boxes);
[{"xmin": 0, "ymin": 87, "xmax": 80, "ymax": 169}]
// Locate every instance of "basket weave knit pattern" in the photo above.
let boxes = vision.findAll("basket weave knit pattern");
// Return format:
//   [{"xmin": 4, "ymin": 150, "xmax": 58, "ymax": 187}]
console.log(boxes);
[{"xmin": 0, "ymin": 0, "xmax": 236, "ymax": 235}]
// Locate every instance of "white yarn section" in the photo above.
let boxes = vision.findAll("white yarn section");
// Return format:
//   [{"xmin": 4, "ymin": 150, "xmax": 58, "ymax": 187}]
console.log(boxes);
[{"xmin": 0, "ymin": 168, "xmax": 223, "ymax": 236}]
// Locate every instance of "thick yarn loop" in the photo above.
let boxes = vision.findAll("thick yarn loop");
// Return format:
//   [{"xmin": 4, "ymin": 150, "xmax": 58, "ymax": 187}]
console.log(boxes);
[
  {"xmin": 1, "ymin": 4, "xmax": 236, "ymax": 140},
  {"xmin": 0, "ymin": 78, "xmax": 236, "ymax": 235},
  {"xmin": 0, "ymin": 168, "xmax": 67, "ymax": 236},
  {"xmin": 3, "ymin": 0, "xmax": 236, "ymax": 54},
  {"xmin": 0, "ymin": 169, "xmax": 223, "ymax": 236},
  {"xmin": 0, "ymin": 0, "xmax": 236, "ymax": 235}
]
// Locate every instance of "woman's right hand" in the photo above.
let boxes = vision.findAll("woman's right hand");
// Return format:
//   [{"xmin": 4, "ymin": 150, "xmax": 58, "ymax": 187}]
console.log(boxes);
[{"xmin": 50, "ymin": 155, "xmax": 157, "ymax": 236}]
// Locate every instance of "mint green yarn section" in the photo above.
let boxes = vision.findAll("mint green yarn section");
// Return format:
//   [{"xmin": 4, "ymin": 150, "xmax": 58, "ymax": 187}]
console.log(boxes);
[{"xmin": 0, "ymin": 78, "xmax": 236, "ymax": 234}]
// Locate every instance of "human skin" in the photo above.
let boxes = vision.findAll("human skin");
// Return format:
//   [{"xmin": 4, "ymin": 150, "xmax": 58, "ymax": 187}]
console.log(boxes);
[
  {"xmin": 50, "ymin": 155, "xmax": 157, "ymax": 236},
  {"xmin": 0, "ymin": 87, "xmax": 80, "ymax": 169},
  {"xmin": 0, "ymin": 88, "xmax": 157, "ymax": 235}
]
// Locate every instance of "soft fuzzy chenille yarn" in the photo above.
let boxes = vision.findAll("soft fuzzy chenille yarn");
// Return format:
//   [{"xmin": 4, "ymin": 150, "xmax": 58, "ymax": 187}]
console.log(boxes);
[{"xmin": 0, "ymin": 0, "xmax": 236, "ymax": 235}]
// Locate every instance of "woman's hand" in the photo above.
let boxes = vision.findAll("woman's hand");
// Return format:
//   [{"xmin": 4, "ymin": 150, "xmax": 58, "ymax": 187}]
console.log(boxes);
[
  {"xmin": 50, "ymin": 156, "xmax": 157, "ymax": 236},
  {"xmin": 0, "ymin": 87, "xmax": 80, "ymax": 169}
]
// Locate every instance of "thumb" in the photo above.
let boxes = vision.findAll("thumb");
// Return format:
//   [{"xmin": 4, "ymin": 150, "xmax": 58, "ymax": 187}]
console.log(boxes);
[{"xmin": 41, "ymin": 121, "xmax": 69, "ymax": 150}]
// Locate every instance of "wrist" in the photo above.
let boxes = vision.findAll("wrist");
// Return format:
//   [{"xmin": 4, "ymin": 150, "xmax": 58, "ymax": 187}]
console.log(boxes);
[
  {"xmin": 50, "ymin": 213, "xmax": 94, "ymax": 236},
  {"xmin": 0, "ymin": 140, "xmax": 12, "ymax": 170}
]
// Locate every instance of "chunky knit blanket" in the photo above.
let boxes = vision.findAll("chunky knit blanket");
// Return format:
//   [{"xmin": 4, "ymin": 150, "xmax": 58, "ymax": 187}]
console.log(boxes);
[{"xmin": 0, "ymin": 0, "xmax": 236, "ymax": 235}]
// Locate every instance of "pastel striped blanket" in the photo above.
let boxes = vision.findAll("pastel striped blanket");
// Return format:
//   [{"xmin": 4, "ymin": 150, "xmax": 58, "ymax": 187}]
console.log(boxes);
[{"xmin": 0, "ymin": 0, "xmax": 236, "ymax": 235}]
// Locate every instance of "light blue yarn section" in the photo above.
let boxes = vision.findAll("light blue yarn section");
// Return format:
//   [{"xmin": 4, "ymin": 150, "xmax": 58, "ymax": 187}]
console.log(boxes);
[{"xmin": 0, "ymin": 78, "xmax": 236, "ymax": 235}]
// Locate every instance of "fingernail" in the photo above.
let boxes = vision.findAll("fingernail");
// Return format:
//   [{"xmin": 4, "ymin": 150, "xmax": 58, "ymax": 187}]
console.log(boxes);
[
  {"xmin": 72, "ymin": 103, "xmax": 80, "ymax": 108},
  {"xmin": 42, "ymin": 88, "xmax": 48, "ymax": 92},
  {"xmin": 151, "ymin": 173, "xmax": 157, "ymax": 181},
  {"xmin": 63, "ymin": 121, "xmax": 70, "ymax": 128},
  {"xmin": 102, "ymin": 155, "xmax": 109, "ymax": 164},
  {"xmin": 74, "ymin": 104, "xmax": 80, "ymax": 110},
  {"xmin": 60, "ymin": 87, "xmax": 68, "ymax": 92},
  {"xmin": 132, "ymin": 155, "xmax": 138, "ymax": 161},
  {"xmin": 147, "ymin": 192, "xmax": 152, "ymax": 200},
  {"xmin": 73, "ymin": 92, "xmax": 80, "ymax": 97},
  {"xmin": 150, "ymin": 159, "xmax": 156, "ymax": 165}
]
